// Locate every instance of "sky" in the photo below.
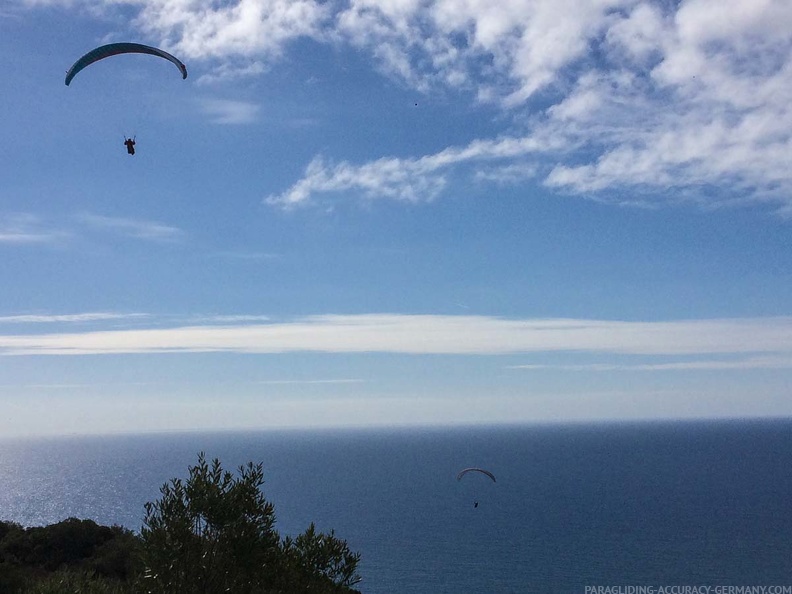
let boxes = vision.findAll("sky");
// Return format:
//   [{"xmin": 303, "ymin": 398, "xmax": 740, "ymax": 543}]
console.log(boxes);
[{"xmin": 1, "ymin": 0, "xmax": 792, "ymax": 437}]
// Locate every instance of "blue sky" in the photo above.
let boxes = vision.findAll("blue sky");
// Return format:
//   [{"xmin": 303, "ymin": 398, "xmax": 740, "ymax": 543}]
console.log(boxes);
[{"xmin": 2, "ymin": 0, "xmax": 792, "ymax": 437}]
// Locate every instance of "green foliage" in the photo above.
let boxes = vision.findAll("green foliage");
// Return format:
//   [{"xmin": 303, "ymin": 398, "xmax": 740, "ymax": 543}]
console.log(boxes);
[
  {"xmin": 0, "ymin": 560, "xmax": 28, "ymax": 594},
  {"xmin": 141, "ymin": 452, "xmax": 361, "ymax": 594},
  {"xmin": 25, "ymin": 570, "xmax": 136, "ymax": 594},
  {"xmin": 0, "ymin": 519, "xmax": 140, "ymax": 593},
  {"xmin": 84, "ymin": 530, "xmax": 141, "ymax": 582},
  {"xmin": 141, "ymin": 453, "xmax": 280, "ymax": 593},
  {"xmin": 282, "ymin": 523, "xmax": 362, "ymax": 592},
  {"xmin": 2, "ymin": 519, "xmax": 138, "ymax": 577},
  {"xmin": 1, "ymin": 453, "xmax": 362, "ymax": 594},
  {"xmin": 0, "ymin": 521, "xmax": 24, "ymax": 542},
  {"xmin": 0, "ymin": 521, "xmax": 28, "ymax": 592}
]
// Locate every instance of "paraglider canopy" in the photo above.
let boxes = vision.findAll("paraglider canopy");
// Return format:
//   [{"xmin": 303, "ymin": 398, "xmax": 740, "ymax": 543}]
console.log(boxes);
[
  {"xmin": 456, "ymin": 468, "xmax": 496, "ymax": 483},
  {"xmin": 65, "ymin": 42, "xmax": 187, "ymax": 86}
]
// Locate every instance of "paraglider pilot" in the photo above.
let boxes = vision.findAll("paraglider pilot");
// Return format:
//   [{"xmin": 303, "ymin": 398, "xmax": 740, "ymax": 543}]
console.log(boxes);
[{"xmin": 124, "ymin": 136, "xmax": 136, "ymax": 155}]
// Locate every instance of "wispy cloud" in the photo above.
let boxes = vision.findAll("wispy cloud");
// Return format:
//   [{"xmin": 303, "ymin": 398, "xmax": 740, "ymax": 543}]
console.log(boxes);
[
  {"xmin": 211, "ymin": 250, "xmax": 280, "ymax": 260},
  {"xmin": 0, "ymin": 213, "xmax": 70, "ymax": 245},
  {"xmin": 198, "ymin": 98, "xmax": 261, "ymax": 124},
  {"xmin": 1, "ymin": 314, "xmax": 791, "ymax": 357},
  {"xmin": 266, "ymin": 136, "xmax": 553, "ymax": 207},
  {"xmin": 0, "ymin": 383, "xmax": 99, "ymax": 390},
  {"xmin": 252, "ymin": 379, "xmax": 366, "ymax": 385},
  {"xmin": 78, "ymin": 213, "xmax": 185, "ymax": 242},
  {"xmin": 0, "ymin": 312, "xmax": 148, "ymax": 324},
  {"xmin": 189, "ymin": 315, "xmax": 271, "ymax": 324},
  {"xmin": 0, "ymin": 378, "xmax": 363, "ymax": 389},
  {"xmin": 196, "ymin": 62, "xmax": 267, "ymax": 85},
  {"xmin": 510, "ymin": 355, "xmax": 792, "ymax": 372},
  {"xmin": 0, "ymin": 213, "xmax": 184, "ymax": 247}
]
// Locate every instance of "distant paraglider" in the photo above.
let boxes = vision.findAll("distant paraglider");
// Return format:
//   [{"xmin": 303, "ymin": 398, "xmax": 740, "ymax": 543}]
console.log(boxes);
[
  {"xmin": 457, "ymin": 468, "xmax": 496, "ymax": 508},
  {"xmin": 123, "ymin": 136, "xmax": 136, "ymax": 155},
  {"xmin": 65, "ymin": 43, "xmax": 187, "ymax": 86},
  {"xmin": 456, "ymin": 468, "xmax": 496, "ymax": 483}
]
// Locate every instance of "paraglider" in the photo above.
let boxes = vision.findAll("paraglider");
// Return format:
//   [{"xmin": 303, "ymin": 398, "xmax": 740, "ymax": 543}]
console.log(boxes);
[
  {"xmin": 457, "ymin": 468, "xmax": 496, "ymax": 508},
  {"xmin": 65, "ymin": 43, "xmax": 187, "ymax": 86},
  {"xmin": 456, "ymin": 468, "xmax": 496, "ymax": 483},
  {"xmin": 65, "ymin": 43, "xmax": 187, "ymax": 155}
]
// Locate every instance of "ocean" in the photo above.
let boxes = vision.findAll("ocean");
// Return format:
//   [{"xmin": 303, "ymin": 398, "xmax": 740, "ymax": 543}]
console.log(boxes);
[{"xmin": 1, "ymin": 419, "xmax": 791, "ymax": 593}]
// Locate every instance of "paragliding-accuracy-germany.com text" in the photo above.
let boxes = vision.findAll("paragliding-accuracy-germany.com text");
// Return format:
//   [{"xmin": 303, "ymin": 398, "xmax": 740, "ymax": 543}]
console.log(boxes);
[{"xmin": 584, "ymin": 586, "xmax": 792, "ymax": 594}]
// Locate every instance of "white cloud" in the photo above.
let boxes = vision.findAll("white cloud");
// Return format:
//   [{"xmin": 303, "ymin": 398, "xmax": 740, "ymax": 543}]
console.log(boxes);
[
  {"xmin": 267, "ymin": 0, "xmax": 792, "ymax": 211},
  {"xmin": 0, "ymin": 213, "xmax": 70, "ymax": 245},
  {"xmin": 252, "ymin": 378, "xmax": 366, "ymax": 385},
  {"xmin": 266, "ymin": 155, "xmax": 448, "ymax": 207},
  {"xmin": 1, "ymin": 314, "xmax": 792, "ymax": 357},
  {"xmin": 0, "ymin": 312, "xmax": 148, "ymax": 324},
  {"xmin": 195, "ymin": 61, "xmax": 267, "ymax": 85},
  {"xmin": 605, "ymin": 2, "xmax": 665, "ymax": 64},
  {"xmin": 128, "ymin": 0, "xmax": 329, "ymax": 61},
  {"xmin": 335, "ymin": 0, "xmax": 628, "ymax": 103},
  {"xmin": 510, "ymin": 355, "xmax": 792, "ymax": 371},
  {"xmin": 211, "ymin": 250, "xmax": 280, "ymax": 260},
  {"xmin": 190, "ymin": 314, "xmax": 272, "ymax": 324},
  {"xmin": 0, "ymin": 213, "xmax": 184, "ymax": 247},
  {"xmin": 78, "ymin": 213, "xmax": 185, "ymax": 241},
  {"xmin": 266, "ymin": 135, "xmax": 555, "ymax": 206},
  {"xmin": 531, "ymin": 0, "xmax": 792, "ymax": 208},
  {"xmin": 198, "ymin": 98, "xmax": 261, "ymax": 124}
]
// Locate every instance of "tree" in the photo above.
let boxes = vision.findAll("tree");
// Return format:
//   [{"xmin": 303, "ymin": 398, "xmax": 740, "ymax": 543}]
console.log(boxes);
[
  {"xmin": 140, "ymin": 453, "xmax": 361, "ymax": 594},
  {"xmin": 0, "ymin": 519, "xmax": 139, "ymax": 593},
  {"xmin": 282, "ymin": 523, "xmax": 361, "ymax": 592}
]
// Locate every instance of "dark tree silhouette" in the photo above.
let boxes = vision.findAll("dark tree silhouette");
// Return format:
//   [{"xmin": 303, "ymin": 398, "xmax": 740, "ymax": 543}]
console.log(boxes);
[{"xmin": 141, "ymin": 452, "xmax": 361, "ymax": 594}]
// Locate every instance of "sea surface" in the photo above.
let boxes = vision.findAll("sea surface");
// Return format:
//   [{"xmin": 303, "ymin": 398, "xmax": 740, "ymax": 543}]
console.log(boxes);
[{"xmin": 1, "ymin": 419, "xmax": 791, "ymax": 593}]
